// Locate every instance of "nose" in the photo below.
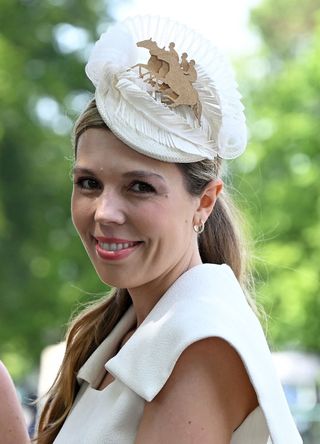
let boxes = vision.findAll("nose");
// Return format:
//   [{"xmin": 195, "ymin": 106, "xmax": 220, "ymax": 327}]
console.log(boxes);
[{"xmin": 94, "ymin": 191, "xmax": 126, "ymax": 226}]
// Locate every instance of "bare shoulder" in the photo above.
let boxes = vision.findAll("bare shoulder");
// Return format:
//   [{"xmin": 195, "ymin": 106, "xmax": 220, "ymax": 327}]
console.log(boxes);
[
  {"xmin": 0, "ymin": 360, "xmax": 16, "ymax": 396},
  {"xmin": 135, "ymin": 338, "xmax": 258, "ymax": 444},
  {"xmin": 0, "ymin": 361, "xmax": 30, "ymax": 444}
]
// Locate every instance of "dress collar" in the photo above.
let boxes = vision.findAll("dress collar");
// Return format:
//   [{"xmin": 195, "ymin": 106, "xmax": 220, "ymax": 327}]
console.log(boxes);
[{"xmin": 77, "ymin": 305, "xmax": 136, "ymax": 388}]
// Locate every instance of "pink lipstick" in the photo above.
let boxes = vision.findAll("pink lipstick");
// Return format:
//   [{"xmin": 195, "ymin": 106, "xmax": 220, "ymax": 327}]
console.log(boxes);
[{"xmin": 94, "ymin": 237, "xmax": 142, "ymax": 261}]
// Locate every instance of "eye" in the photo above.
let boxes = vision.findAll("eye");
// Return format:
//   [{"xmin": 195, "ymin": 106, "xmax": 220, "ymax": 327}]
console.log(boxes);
[
  {"xmin": 75, "ymin": 177, "xmax": 100, "ymax": 191},
  {"xmin": 129, "ymin": 181, "xmax": 156, "ymax": 193}
]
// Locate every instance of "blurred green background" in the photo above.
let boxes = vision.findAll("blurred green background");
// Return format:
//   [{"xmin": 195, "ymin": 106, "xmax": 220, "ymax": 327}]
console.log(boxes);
[{"xmin": 0, "ymin": 0, "xmax": 319, "ymax": 385}]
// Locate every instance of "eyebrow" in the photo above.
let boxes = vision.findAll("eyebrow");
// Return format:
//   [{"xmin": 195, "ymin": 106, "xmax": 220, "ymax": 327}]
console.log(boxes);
[
  {"xmin": 122, "ymin": 170, "xmax": 166, "ymax": 182},
  {"xmin": 72, "ymin": 167, "xmax": 166, "ymax": 182},
  {"xmin": 72, "ymin": 167, "xmax": 95, "ymax": 176}
]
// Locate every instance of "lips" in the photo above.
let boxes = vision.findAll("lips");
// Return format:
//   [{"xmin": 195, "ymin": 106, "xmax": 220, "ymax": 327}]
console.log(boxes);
[
  {"xmin": 94, "ymin": 237, "xmax": 142, "ymax": 261},
  {"xmin": 98, "ymin": 241, "xmax": 138, "ymax": 252}
]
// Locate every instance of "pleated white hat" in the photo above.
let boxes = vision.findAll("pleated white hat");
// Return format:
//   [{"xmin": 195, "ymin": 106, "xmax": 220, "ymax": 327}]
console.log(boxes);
[{"xmin": 85, "ymin": 16, "xmax": 247, "ymax": 163}]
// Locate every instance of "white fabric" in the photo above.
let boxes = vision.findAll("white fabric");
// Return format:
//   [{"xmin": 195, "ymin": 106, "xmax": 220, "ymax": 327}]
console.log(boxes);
[
  {"xmin": 53, "ymin": 264, "xmax": 302, "ymax": 444},
  {"xmin": 85, "ymin": 16, "xmax": 247, "ymax": 163}
]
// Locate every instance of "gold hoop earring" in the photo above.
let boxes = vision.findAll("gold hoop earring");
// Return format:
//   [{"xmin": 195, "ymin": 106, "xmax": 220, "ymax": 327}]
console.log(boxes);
[{"xmin": 193, "ymin": 221, "xmax": 205, "ymax": 234}]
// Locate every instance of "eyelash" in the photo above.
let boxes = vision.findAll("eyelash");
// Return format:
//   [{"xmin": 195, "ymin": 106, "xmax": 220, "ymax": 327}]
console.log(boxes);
[
  {"xmin": 74, "ymin": 177, "xmax": 156, "ymax": 194},
  {"xmin": 74, "ymin": 177, "xmax": 100, "ymax": 190},
  {"xmin": 129, "ymin": 180, "xmax": 156, "ymax": 194}
]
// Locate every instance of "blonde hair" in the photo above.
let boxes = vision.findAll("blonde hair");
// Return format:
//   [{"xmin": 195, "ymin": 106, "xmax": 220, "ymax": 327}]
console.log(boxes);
[{"xmin": 36, "ymin": 99, "xmax": 256, "ymax": 443}]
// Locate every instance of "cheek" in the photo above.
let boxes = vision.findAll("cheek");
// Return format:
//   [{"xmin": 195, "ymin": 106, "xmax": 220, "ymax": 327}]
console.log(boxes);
[
  {"xmin": 71, "ymin": 193, "xmax": 79, "ymax": 228},
  {"xmin": 140, "ymin": 199, "xmax": 193, "ymax": 239},
  {"xmin": 71, "ymin": 194, "xmax": 90, "ymax": 236}
]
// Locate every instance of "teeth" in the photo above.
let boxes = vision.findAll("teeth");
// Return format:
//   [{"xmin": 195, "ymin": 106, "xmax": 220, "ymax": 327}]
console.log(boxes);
[{"xmin": 99, "ymin": 242, "xmax": 136, "ymax": 251}]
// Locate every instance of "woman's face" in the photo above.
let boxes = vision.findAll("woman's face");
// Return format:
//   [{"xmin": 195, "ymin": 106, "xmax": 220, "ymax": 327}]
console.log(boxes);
[{"xmin": 71, "ymin": 128, "xmax": 202, "ymax": 290}]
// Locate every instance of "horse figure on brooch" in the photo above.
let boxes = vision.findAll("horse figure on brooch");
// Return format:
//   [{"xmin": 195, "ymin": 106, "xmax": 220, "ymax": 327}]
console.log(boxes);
[
  {"xmin": 131, "ymin": 38, "xmax": 202, "ymax": 123},
  {"xmin": 131, "ymin": 38, "xmax": 170, "ymax": 81}
]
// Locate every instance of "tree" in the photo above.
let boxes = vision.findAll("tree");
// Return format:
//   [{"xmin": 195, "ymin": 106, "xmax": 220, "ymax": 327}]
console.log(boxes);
[
  {"xmin": 250, "ymin": 0, "xmax": 320, "ymax": 59},
  {"xmin": 233, "ymin": 0, "xmax": 320, "ymax": 351},
  {"xmin": 0, "ymin": 0, "xmax": 113, "ymax": 379},
  {"xmin": 1, "ymin": 0, "xmax": 319, "ymax": 382}
]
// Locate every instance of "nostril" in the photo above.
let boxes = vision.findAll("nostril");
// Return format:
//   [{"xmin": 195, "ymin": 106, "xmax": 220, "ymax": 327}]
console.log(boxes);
[{"xmin": 94, "ymin": 203, "xmax": 126, "ymax": 225}]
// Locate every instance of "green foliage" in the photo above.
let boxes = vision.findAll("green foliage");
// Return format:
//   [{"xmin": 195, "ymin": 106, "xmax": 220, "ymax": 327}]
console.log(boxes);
[
  {"xmin": 234, "ymin": 2, "xmax": 320, "ymax": 351},
  {"xmin": 0, "ymin": 0, "xmax": 114, "ymax": 379},
  {"xmin": 1, "ymin": 0, "xmax": 319, "ymax": 381},
  {"xmin": 250, "ymin": 0, "xmax": 320, "ymax": 59}
]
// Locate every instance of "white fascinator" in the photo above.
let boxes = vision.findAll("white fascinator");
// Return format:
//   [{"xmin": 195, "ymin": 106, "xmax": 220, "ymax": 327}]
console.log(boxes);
[{"xmin": 85, "ymin": 16, "xmax": 247, "ymax": 162}]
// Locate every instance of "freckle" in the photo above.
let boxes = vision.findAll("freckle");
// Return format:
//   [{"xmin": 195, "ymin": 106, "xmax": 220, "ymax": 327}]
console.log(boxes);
[{"xmin": 188, "ymin": 420, "xmax": 192, "ymax": 425}]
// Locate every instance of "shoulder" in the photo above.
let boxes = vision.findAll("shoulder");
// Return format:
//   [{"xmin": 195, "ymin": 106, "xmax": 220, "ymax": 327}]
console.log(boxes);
[
  {"xmin": 0, "ymin": 361, "xmax": 16, "ymax": 397},
  {"xmin": 107, "ymin": 265, "xmax": 265, "ymax": 404},
  {"xmin": 0, "ymin": 361, "xmax": 30, "ymax": 444},
  {"xmin": 135, "ymin": 337, "xmax": 258, "ymax": 444}
]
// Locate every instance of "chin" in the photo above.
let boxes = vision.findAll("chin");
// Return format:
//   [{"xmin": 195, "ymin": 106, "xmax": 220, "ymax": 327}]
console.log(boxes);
[{"xmin": 94, "ymin": 267, "xmax": 137, "ymax": 290}]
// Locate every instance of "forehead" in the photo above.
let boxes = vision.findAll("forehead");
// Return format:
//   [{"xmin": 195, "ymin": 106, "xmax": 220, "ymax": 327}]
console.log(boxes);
[{"xmin": 76, "ymin": 128, "xmax": 182, "ymax": 179}]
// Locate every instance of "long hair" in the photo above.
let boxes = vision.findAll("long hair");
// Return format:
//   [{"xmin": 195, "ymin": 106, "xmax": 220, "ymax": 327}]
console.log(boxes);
[{"xmin": 36, "ymin": 99, "xmax": 256, "ymax": 443}]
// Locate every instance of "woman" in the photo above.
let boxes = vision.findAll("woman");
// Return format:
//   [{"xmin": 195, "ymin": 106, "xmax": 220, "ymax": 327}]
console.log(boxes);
[
  {"xmin": 0, "ymin": 361, "xmax": 30, "ymax": 443},
  {"xmin": 36, "ymin": 16, "xmax": 302, "ymax": 443}
]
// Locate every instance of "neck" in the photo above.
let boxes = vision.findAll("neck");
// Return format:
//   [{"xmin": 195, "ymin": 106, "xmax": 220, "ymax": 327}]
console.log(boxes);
[{"xmin": 128, "ymin": 252, "xmax": 202, "ymax": 327}]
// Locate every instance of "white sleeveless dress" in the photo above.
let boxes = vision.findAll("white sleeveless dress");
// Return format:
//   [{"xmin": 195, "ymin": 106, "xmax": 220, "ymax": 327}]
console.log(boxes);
[{"xmin": 53, "ymin": 264, "xmax": 302, "ymax": 443}]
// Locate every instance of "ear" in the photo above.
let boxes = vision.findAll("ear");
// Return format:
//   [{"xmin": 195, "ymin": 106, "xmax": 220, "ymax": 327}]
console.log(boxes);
[{"xmin": 193, "ymin": 179, "xmax": 223, "ymax": 225}]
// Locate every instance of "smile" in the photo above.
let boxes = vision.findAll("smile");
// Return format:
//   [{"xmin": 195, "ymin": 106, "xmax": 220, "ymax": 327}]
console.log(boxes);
[
  {"xmin": 94, "ymin": 237, "xmax": 142, "ymax": 261},
  {"xmin": 98, "ymin": 241, "xmax": 137, "ymax": 251}
]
